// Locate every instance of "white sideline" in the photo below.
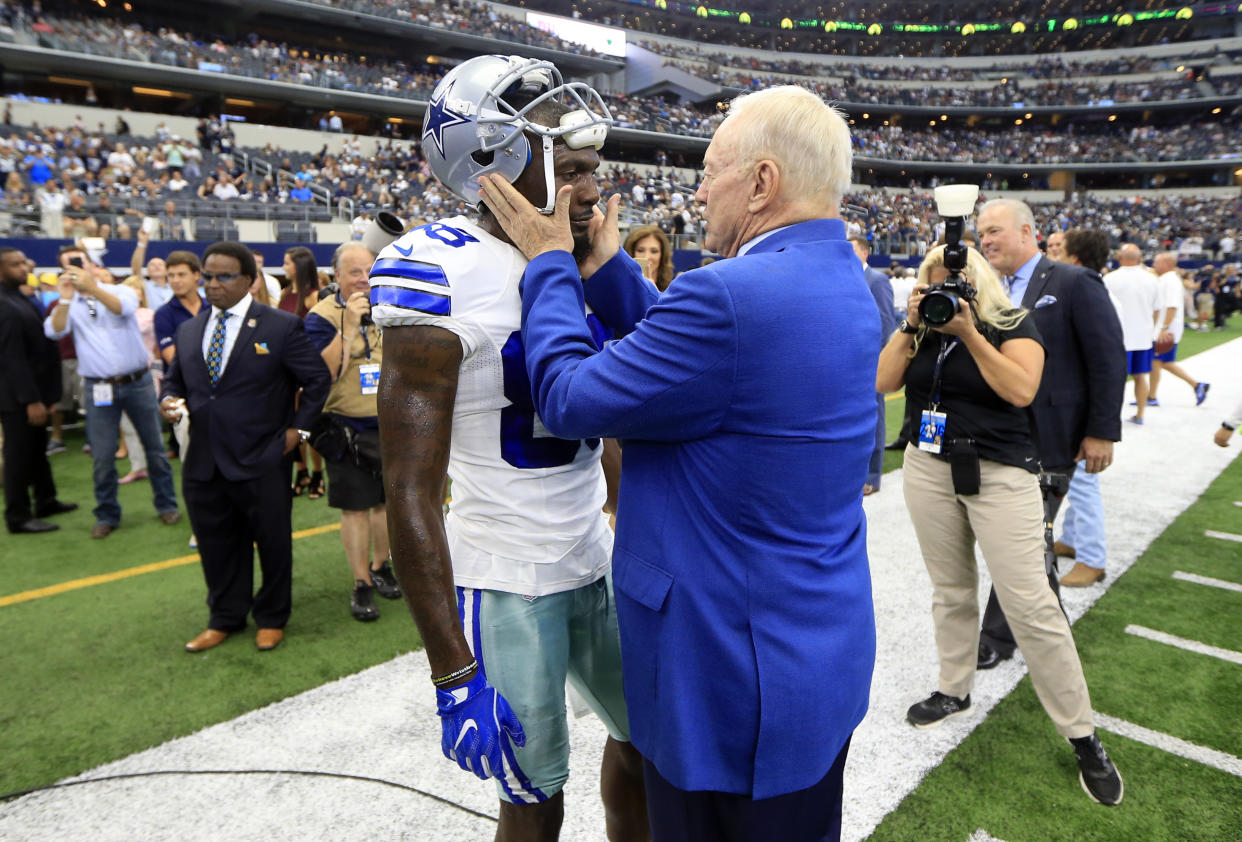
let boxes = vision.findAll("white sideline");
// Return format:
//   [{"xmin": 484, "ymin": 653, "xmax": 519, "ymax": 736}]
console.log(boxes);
[
  {"xmin": 1172, "ymin": 570, "xmax": 1242, "ymax": 594},
  {"xmin": 968, "ymin": 831, "xmax": 1008, "ymax": 842},
  {"xmin": 1095, "ymin": 713, "xmax": 1242, "ymax": 778},
  {"xmin": 0, "ymin": 343, "xmax": 1239, "ymax": 842},
  {"xmin": 1204, "ymin": 529, "xmax": 1242, "ymax": 544},
  {"xmin": 1124, "ymin": 624, "xmax": 1242, "ymax": 666}
]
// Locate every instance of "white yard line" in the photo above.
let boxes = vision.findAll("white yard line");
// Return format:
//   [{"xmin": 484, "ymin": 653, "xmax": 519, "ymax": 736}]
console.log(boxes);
[
  {"xmin": 1172, "ymin": 570, "xmax": 1242, "ymax": 594},
  {"xmin": 1095, "ymin": 713, "xmax": 1242, "ymax": 778},
  {"xmin": 1204, "ymin": 529, "xmax": 1242, "ymax": 543},
  {"xmin": 1, "ymin": 346, "xmax": 1239, "ymax": 842},
  {"xmin": 1125, "ymin": 624, "xmax": 1242, "ymax": 666}
]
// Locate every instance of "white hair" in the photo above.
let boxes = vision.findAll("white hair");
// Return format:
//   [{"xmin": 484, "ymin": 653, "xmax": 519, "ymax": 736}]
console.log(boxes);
[
  {"xmin": 721, "ymin": 85, "xmax": 852, "ymax": 206},
  {"xmin": 979, "ymin": 198, "xmax": 1036, "ymax": 235}
]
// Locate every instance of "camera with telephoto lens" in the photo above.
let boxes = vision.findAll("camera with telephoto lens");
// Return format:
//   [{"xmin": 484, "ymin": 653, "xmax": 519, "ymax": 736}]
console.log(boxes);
[{"xmin": 919, "ymin": 185, "xmax": 980, "ymax": 328}]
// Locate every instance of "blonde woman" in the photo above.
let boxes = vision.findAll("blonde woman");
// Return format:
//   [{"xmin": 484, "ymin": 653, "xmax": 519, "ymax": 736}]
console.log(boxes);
[{"xmin": 876, "ymin": 244, "xmax": 1123, "ymax": 805}]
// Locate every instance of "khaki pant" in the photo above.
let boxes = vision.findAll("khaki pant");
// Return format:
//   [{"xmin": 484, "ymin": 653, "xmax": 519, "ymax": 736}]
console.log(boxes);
[{"xmin": 903, "ymin": 446, "xmax": 1094, "ymax": 737}]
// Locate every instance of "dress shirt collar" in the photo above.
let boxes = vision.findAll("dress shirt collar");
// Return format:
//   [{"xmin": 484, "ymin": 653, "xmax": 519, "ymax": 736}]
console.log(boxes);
[{"xmin": 211, "ymin": 292, "xmax": 252, "ymax": 324}]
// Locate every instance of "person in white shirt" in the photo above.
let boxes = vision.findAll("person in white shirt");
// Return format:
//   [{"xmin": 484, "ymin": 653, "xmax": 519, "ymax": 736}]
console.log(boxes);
[
  {"xmin": 213, "ymin": 179, "xmax": 240, "ymax": 201},
  {"xmin": 1148, "ymin": 252, "xmax": 1209, "ymax": 407},
  {"xmin": 1102, "ymin": 244, "xmax": 1162, "ymax": 425}
]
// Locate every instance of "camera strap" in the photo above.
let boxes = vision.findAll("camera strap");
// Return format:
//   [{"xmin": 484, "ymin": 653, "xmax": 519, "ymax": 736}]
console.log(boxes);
[
  {"xmin": 336, "ymin": 293, "xmax": 373, "ymax": 360},
  {"xmin": 928, "ymin": 336, "xmax": 959, "ymax": 412}
]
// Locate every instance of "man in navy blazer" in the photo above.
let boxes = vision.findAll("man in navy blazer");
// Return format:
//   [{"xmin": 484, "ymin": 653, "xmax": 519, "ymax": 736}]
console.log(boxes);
[
  {"xmin": 482, "ymin": 86, "xmax": 877, "ymax": 841},
  {"xmin": 851, "ymin": 236, "xmax": 898, "ymax": 495},
  {"xmin": 161, "ymin": 241, "xmax": 329, "ymax": 653},
  {"xmin": 975, "ymin": 200, "xmax": 1125, "ymax": 667}
]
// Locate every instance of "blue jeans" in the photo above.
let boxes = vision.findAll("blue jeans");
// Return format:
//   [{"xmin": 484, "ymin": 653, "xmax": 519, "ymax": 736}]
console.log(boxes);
[
  {"xmin": 1059, "ymin": 460, "xmax": 1106, "ymax": 570},
  {"xmin": 84, "ymin": 371, "xmax": 177, "ymax": 526}
]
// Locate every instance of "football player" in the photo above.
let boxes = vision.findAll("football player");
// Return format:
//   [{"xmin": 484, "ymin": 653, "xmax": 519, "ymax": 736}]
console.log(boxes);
[{"xmin": 372, "ymin": 55, "xmax": 648, "ymax": 841}]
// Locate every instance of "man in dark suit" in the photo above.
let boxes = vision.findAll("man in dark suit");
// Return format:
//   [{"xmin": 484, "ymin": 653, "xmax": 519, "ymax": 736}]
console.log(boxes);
[
  {"xmin": 851, "ymin": 236, "xmax": 898, "ymax": 495},
  {"xmin": 160, "ymin": 241, "xmax": 329, "ymax": 653},
  {"xmin": 0, "ymin": 247, "xmax": 77, "ymax": 533},
  {"xmin": 975, "ymin": 199, "xmax": 1125, "ymax": 668}
]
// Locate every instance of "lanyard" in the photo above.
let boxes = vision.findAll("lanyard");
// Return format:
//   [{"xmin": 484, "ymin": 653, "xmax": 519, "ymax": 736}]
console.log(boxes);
[
  {"xmin": 929, "ymin": 336, "xmax": 959, "ymax": 410},
  {"xmin": 338, "ymin": 297, "xmax": 373, "ymax": 360}
]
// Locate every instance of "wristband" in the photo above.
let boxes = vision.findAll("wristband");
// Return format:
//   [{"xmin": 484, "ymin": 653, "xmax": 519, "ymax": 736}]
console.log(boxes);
[
  {"xmin": 431, "ymin": 659, "xmax": 478, "ymax": 687},
  {"xmin": 1223, "ymin": 422, "xmax": 1237, "ymax": 432}
]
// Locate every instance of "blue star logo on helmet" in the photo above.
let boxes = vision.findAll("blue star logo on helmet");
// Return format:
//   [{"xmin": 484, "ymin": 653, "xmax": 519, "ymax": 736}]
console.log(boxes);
[{"xmin": 423, "ymin": 84, "xmax": 471, "ymax": 160}]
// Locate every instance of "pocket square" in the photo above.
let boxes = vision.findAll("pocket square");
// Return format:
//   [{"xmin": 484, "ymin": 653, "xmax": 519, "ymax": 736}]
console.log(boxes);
[
  {"xmin": 1034, "ymin": 295, "xmax": 1058, "ymax": 309},
  {"xmin": 254, "ymin": 342, "xmax": 270, "ymax": 354}
]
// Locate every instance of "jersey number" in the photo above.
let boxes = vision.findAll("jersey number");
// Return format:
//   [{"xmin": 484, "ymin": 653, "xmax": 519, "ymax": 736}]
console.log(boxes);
[
  {"xmin": 498, "ymin": 316, "xmax": 610, "ymax": 469},
  {"xmin": 417, "ymin": 223, "xmax": 479, "ymax": 248}
]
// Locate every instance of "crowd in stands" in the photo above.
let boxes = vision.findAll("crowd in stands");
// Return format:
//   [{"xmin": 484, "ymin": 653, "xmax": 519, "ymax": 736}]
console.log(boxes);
[
  {"xmin": 640, "ymin": 39, "xmax": 1242, "ymax": 83},
  {"xmin": 852, "ymin": 118, "xmax": 1242, "ymax": 165},
  {"xmin": 9, "ymin": 0, "xmax": 1242, "ymax": 136}
]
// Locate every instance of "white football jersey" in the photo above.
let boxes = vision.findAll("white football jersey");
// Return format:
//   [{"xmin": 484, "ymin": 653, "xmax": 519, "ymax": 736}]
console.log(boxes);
[{"xmin": 370, "ymin": 216, "xmax": 611, "ymax": 596}]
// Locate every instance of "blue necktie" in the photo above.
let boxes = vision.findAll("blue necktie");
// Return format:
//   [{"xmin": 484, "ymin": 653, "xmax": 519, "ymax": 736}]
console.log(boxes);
[{"xmin": 206, "ymin": 311, "xmax": 231, "ymax": 387}]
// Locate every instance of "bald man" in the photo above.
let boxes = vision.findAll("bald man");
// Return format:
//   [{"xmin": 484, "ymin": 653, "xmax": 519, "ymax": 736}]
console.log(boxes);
[
  {"xmin": 1149, "ymin": 252, "xmax": 1209, "ymax": 408},
  {"xmin": 1102, "ymin": 244, "xmax": 1162, "ymax": 424}
]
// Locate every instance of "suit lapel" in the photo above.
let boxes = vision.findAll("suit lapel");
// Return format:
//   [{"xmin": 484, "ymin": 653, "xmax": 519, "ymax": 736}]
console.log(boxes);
[
  {"xmin": 1021, "ymin": 257, "xmax": 1053, "ymax": 309},
  {"xmin": 185, "ymin": 310, "xmax": 212, "ymax": 388},
  {"xmin": 217, "ymin": 301, "xmax": 261, "ymax": 389}
]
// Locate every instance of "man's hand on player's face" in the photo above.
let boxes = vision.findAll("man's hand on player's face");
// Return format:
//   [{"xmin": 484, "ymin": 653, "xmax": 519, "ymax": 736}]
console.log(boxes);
[{"xmin": 479, "ymin": 176, "xmax": 574, "ymax": 261}]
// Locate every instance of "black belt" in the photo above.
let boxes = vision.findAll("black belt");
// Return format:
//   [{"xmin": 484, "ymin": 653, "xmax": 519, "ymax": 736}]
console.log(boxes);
[{"xmin": 92, "ymin": 368, "xmax": 148, "ymax": 386}]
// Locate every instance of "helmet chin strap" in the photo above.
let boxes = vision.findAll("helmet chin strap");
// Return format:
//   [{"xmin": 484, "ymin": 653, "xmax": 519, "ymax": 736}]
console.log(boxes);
[{"xmin": 538, "ymin": 135, "xmax": 556, "ymax": 215}]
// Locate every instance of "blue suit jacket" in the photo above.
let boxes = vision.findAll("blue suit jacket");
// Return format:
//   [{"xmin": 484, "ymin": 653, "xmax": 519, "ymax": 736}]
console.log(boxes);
[
  {"xmin": 864, "ymin": 265, "xmax": 897, "ymax": 343},
  {"xmin": 162, "ymin": 301, "xmax": 330, "ymax": 482},
  {"xmin": 520, "ymin": 219, "xmax": 877, "ymax": 798}
]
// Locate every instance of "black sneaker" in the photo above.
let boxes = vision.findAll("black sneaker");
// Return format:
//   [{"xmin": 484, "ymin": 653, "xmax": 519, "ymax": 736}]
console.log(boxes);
[
  {"xmin": 1070, "ymin": 733, "xmax": 1124, "ymax": 805},
  {"xmin": 369, "ymin": 560, "xmax": 401, "ymax": 600},
  {"xmin": 350, "ymin": 580, "xmax": 380, "ymax": 622},
  {"xmin": 907, "ymin": 691, "xmax": 972, "ymax": 729}
]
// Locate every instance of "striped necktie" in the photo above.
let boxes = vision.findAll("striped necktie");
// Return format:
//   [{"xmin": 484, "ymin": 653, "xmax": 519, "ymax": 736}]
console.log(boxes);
[
  {"xmin": 206, "ymin": 311, "xmax": 231, "ymax": 387},
  {"xmin": 1001, "ymin": 274, "xmax": 1014, "ymax": 295}
]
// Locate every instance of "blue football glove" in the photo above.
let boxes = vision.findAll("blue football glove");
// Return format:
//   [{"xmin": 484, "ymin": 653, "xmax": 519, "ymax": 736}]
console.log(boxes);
[{"xmin": 435, "ymin": 671, "xmax": 526, "ymax": 780}]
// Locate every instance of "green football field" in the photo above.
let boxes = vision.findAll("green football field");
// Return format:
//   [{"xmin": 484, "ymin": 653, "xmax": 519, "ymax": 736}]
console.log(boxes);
[{"xmin": 2, "ymin": 319, "xmax": 1239, "ymax": 838}]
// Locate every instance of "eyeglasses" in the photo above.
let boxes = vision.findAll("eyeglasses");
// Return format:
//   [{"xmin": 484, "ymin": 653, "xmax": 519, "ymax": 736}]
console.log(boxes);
[{"xmin": 200, "ymin": 271, "xmax": 244, "ymax": 283}]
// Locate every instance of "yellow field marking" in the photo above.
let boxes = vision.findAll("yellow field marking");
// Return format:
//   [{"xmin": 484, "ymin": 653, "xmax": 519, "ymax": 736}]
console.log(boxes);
[
  {"xmin": 885, "ymin": 391, "xmax": 905, "ymax": 402},
  {"xmin": 0, "ymin": 522, "xmax": 342, "ymax": 608}
]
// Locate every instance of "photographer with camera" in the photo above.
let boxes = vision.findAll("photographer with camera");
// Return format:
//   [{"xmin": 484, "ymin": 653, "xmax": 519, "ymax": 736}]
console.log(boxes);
[
  {"xmin": 304, "ymin": 241, "xmax": 398, "ymax": 622},
  {"xmin": 876, "ymin": 187, "xmax": 1123, "ymax": 806},
  {"xmin": 44, "ymin": 244, "xmax": 179, "ymax": 538}
]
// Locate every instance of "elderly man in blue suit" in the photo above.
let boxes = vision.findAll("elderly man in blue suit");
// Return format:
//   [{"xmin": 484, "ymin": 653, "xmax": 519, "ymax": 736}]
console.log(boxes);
[{"xmin": 481, "ymin": 85, "xmax": 877, "ymax": 842}]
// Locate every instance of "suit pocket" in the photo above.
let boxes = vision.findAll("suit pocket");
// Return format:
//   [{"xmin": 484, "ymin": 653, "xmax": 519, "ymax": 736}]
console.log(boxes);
[{"xmin": 613, "ymin": 551, "xmax": 673, "ymax": 612}]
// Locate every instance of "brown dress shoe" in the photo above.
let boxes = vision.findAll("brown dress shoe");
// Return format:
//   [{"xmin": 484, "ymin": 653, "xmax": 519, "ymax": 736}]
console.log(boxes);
[
  {"xmin": 159, "ymin": 510, "xmax": 181, "ymax": 525},
  {"xmin": 90, "ymin": 522, "xmax": 115, "ymax": 539},
  {"xmin": 1053, "ymin": 540, "xmax": 1077, "ymax": 559},
  {"xmin": 185, "ymin": 629, "xmax": 230, "ymax": 652},
  {"xmin": 255, "ymin": 628, "xmax": 284, "ymax": 651},
  {"xmin": 1060, "ymin": 562, "xmax": 1106, "ymax": 588}
]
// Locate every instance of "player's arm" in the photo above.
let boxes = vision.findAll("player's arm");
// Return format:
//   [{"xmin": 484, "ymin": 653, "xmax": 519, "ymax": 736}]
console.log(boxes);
[
  {"xmin": 378, "ymin": 324, "xmax": 469, "ymax": 675},
  {"xmin": 378, "ymin": 324, "xmax": 526, "ymax": 781}
]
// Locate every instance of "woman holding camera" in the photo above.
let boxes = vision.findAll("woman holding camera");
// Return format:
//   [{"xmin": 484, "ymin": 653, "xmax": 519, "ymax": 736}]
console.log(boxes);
[{"xmin": 876, "ymin": 244, "xmax": 1123, "ymax": 806}]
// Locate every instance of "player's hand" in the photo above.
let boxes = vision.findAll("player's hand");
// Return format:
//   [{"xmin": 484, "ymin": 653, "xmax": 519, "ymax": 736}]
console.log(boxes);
[
  {"xmin": 1215, "ymin": 426, "xmax": 1234, "ymax": 448},
  {"xmin": 478, "ymin": 175, "xmax": 574, "ymax": 260},
  {"xmin": 1076, "ymin": 436, "xmax": 1114, "ymax": 473},
  {"xmin": 578, "ymin": 194, "xmax": 622, "ymax": 281},
  {"xmin": 435, "ymin": 671, "xmax": 526, "ymax": 781}
]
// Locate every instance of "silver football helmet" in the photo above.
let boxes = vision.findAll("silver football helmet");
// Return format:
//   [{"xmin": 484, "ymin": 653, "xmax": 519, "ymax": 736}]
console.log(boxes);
[{"xmin": 421, "ymin": 54, "xmax": 613, "ymax": 212}]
